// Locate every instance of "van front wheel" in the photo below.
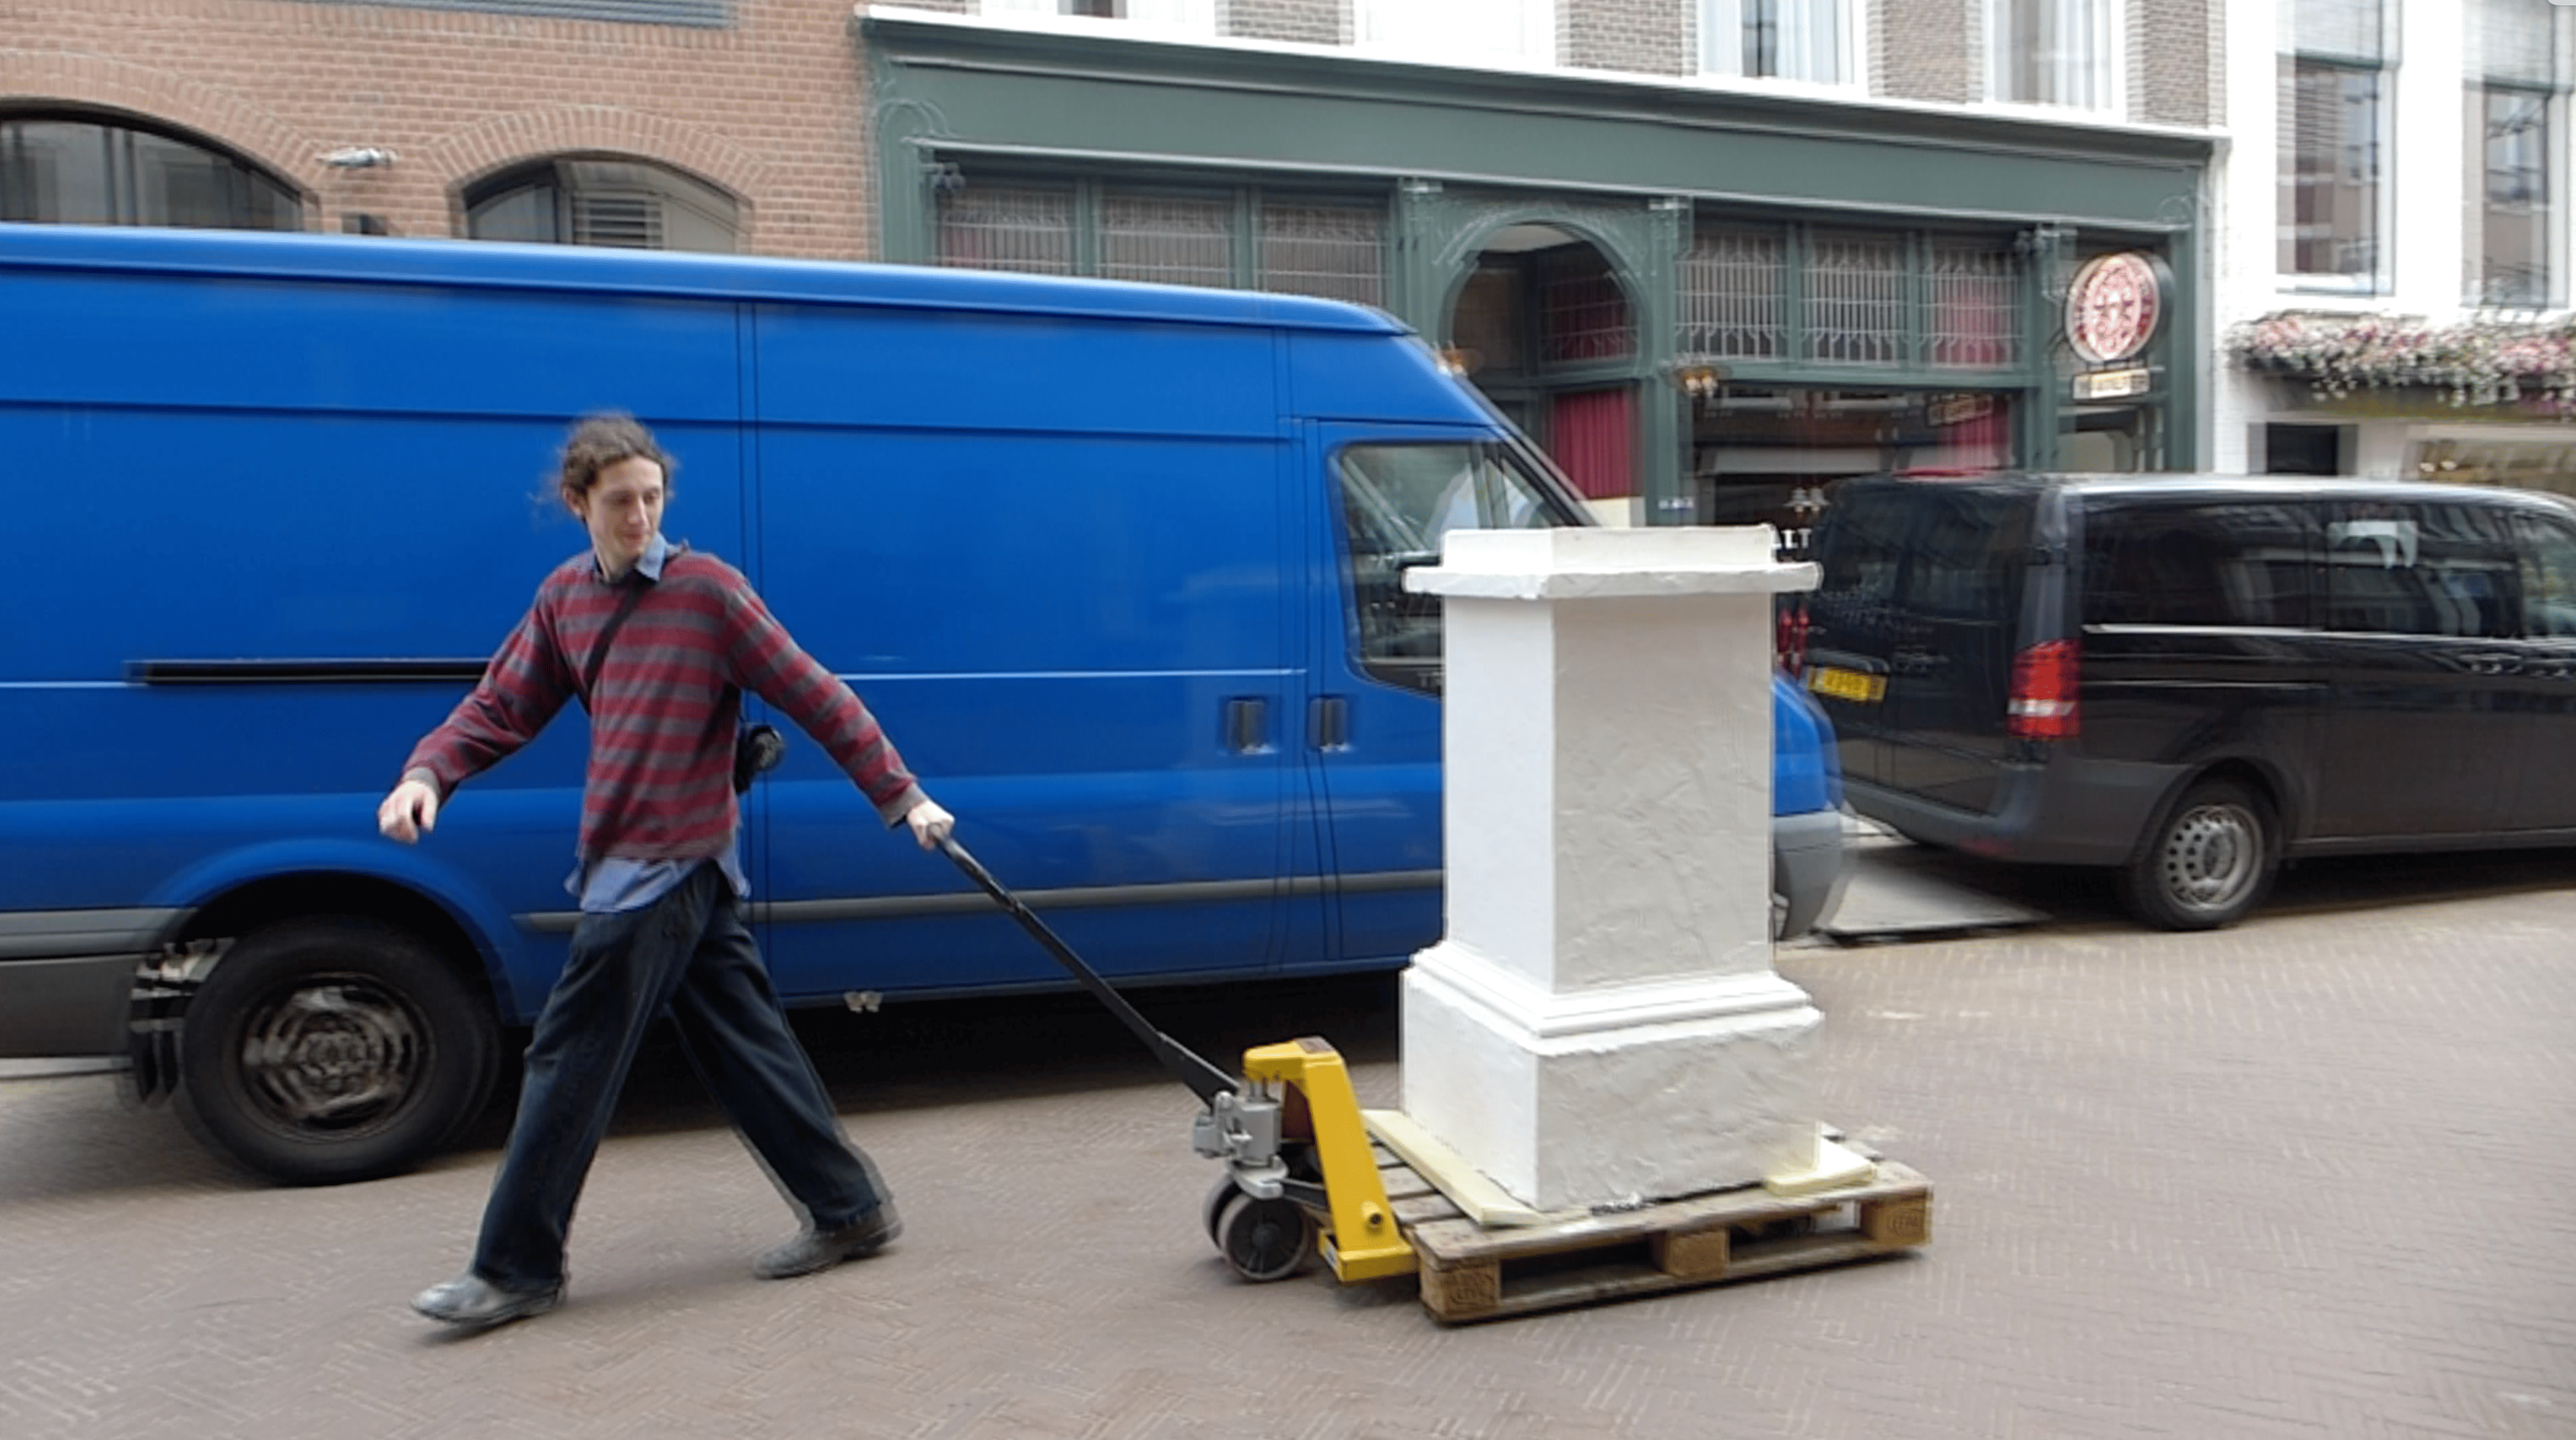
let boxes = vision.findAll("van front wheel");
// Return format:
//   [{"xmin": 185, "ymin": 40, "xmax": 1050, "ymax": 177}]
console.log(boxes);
[
  {"xmin": 2121, "ymin": 779, "xmax": 2276, "ymax": 931},
  {"xmin": 176, "ymin": 918, "xmax": 498, "ymax": 1185}
]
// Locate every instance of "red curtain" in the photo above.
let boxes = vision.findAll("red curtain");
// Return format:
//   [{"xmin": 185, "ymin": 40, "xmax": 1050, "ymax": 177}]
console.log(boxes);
[{"xmin": 1547, "ymin": 386, "xmax": 1634, "ymax": 501}]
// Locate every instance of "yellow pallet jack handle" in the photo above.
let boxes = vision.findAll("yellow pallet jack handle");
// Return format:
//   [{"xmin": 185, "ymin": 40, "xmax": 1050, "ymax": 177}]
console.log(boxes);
[{"xmin": 1241, "ymin": 1038, "xmax": 1419, "ymax": 1283}]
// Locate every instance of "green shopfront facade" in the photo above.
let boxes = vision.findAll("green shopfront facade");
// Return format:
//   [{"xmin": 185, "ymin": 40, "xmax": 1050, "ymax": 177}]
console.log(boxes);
[{"xmin": 865, "ymin": 11, "xmax": 2216, "ymax": 533}]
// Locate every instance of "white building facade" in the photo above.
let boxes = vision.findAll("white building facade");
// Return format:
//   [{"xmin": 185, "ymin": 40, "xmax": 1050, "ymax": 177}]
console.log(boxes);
[{"xmin": 2213, "ymin": 0, "xmax": 2575, "ymax": 489}]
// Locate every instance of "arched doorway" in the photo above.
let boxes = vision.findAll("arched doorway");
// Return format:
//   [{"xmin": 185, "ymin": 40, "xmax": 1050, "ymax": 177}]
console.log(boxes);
[{"xmin": 1444, "ymin": 224, "xmax": 1644, "ymax": 524}]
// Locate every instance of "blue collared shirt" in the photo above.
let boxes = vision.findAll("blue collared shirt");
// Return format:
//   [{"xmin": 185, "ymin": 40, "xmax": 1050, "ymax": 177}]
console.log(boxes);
[{"xmin": 568, "ymin": 534, "xmax": 752, "ymax": 913}]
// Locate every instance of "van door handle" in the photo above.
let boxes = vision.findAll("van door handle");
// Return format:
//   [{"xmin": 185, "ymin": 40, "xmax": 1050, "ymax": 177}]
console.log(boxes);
[
  {"xmin": 1891, "ymin": 645, "xmax": 1948, "ymax": 675},
  {"xmin": 2462, "ymin": 653, "xmax": 2523, "ymax": 677},
  {"xmin": 1225, "ymin": 697, "xmax": 1269, "ymax": 754},
  {"xmin": 1309, "ymin": 696, "xmax": 1349, "ymax": 750}
]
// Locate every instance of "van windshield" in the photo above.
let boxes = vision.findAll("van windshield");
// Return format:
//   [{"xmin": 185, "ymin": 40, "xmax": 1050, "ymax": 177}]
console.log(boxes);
[{"xmin": 1335, "ymin": 441, "xmax": 1580, "ymax": 693}]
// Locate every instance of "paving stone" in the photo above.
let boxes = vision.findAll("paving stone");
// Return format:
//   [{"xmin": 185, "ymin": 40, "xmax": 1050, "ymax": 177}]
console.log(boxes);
[{"xmin": 1, "ymin": 864, "xmax": 2571, "ymax": 1439}]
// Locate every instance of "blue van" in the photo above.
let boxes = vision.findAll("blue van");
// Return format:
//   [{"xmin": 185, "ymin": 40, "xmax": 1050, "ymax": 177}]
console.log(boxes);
[{"xmin": 0, "ymin": 224, "xmax": 1843, "ymax": 1183}]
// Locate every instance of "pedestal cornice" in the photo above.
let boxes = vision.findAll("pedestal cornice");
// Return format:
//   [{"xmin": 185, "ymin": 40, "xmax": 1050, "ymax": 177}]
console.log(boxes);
[
  {"xmin": 1405, "ymin": 527, "xmax": 1816, "ymax": 601},
  {"xmin": 1412, "ymin": 939, "xmax": 1817, "ymax": 1042}
]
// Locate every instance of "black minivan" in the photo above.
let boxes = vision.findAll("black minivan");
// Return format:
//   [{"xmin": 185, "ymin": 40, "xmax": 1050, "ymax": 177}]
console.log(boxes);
[{"xmin": 1798, "ymin": 473, "xmax": 2576, "ymax": 929}]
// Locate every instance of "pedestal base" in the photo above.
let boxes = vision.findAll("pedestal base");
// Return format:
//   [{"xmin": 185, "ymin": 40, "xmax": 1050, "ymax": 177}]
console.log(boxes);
[{"xmin": 1401, "ymin": 940, "xmax": 1823, "ymax": 1212}]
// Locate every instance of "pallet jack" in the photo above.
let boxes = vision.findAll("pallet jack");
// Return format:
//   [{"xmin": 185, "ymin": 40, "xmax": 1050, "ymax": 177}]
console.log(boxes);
[{"xmin": 941, "ymin": 837, "xmax": 1417, "ymax": 1286}]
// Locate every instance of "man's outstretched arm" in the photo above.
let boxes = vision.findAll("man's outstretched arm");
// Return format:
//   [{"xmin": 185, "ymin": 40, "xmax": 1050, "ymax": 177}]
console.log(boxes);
[{"xmin": 379, "ymin": 608, "xmax": 573, "ymax": 843}]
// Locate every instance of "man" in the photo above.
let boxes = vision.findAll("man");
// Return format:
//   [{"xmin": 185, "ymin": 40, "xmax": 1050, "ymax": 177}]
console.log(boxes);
[{"xmin": 379, "ymin": 413, "xmax": 952, "ymax": 1329}]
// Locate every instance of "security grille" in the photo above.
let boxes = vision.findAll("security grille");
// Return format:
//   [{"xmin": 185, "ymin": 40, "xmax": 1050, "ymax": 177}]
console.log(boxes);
[
  {"xmin": 2470, "ymin": 0, "xmax": 2556, "ymax": 86},
  {"xmin": 1539, "ymin": 250, "xmax": 1635, "ymax": 363},
  {"xmin": 2291, "ymin": 0, "xmax": 2385, "ymax": 62},
  {"xmin": 284, "ymin": 0, "xmax": 728, "ymax": 24},
  {"xmin": 1100, "ymin": 193, "xmax": 1235, "ymax": 288},
  {"xmin": 1804, "ymin": 230, "xmax": 1904, "ymax": 365},
  {"xmin": 1258, "ymin": 202, "xmax": 1385, "ymax": 307},
  {"xmin": 569, "ymin": 190, "xmax": 661, "ymax": 249},
  {"xmin": 1679, "ymin": 225, "xmax": 1786, "ymax": 358},
  {"xmin": 1925, "ymin": 242, "xmax": 2021, "ymax": 367},
  {"xmin": 936, "ymin": 186, "xmax": 1075, "ymax": 275}
]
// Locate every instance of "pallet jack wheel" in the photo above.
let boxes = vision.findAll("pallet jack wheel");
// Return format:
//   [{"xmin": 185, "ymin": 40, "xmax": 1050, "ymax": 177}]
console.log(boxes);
[
  {"xmin": 1214, "ymin": 1189, "xmax": 1315, "ymax": 1283},
  {"xmin": 1202, "ymin": 1173, "xmax": 1242, "ymax": 1247}
]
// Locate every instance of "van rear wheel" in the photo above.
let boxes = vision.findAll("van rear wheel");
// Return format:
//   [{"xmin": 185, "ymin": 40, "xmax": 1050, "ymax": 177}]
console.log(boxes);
[
  {"xmin": 2121, "ymin": 779, "xmax": 2276, "ymax": 930},
  {"xmin": 176, "ymin": 917, "xmax": 498, "ymax": 1185}
]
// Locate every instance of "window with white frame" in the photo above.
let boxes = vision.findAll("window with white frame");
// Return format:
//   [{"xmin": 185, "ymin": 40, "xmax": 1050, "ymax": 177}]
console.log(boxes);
[
  {"xmin": 2277, "ymin": 0, "xmax": 2391, "ymax": 290},
  {"xmin": 1700, "ymin": 0, "xmax": 1862, "ymax": 86},
  {"xmin": 2465, "ymin": 0, "xmax": 2567, "ymax": 308},
  {"xmin": 1987, "ymin": 0, "xmax": 2118, "ymax": 111},
  {"xmin": 1354, "ymin": 0, "xmax": 1555, "ymax": 68},
  {"xmin": 982, "ymin": 0, "xmax": 1217, "ymax": 34}
]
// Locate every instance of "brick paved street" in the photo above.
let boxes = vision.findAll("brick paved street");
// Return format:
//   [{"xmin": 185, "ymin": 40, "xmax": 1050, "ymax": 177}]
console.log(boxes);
[{"xmin": 3, "ymin": 850, "xmax": 2571, "ymax": 1440}]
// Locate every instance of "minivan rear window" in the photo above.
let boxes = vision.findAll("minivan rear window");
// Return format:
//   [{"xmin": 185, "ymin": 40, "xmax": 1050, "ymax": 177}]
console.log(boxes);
[
  {"xmin": 1889, "ymin": 487, "xmax": 2032, "ymax": 621},
  {"xmin": 1814, "ymin": 483, "xmax": 2031, "ymax": 620},
  {"xmin": 1810, "ymin": 486, "xmax": 1908, "ymax": 609},
  {"xmin": 2083, "ymin": 501, "xmax": 2314, "ymax": 628}
]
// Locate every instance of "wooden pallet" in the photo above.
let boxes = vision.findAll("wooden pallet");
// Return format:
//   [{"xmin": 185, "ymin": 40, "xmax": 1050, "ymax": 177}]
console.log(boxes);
[{"xmin": 1377, "ymin": 1152, "xmax": 1932, "ymax": 1324}]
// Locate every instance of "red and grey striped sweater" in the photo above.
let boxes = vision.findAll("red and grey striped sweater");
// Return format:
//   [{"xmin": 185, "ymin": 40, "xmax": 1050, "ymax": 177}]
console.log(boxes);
[{"xmin": 403, "ymin": 548, "xmax": 924, "ymax": 861}]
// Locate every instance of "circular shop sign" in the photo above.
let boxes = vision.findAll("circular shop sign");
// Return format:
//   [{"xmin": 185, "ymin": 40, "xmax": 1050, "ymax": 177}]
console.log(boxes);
[{"xmin": 2064, "ymin": 251, "xmax": 2170, "ymax": 365}]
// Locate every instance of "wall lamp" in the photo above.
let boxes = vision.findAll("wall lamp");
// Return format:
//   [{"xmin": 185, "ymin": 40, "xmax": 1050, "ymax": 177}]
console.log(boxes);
[
  {"xmin": 1668, "ymin": 363, "xmax": 1728, "ymax": 398},
  {"xmin": 321, "ymin": 147, "xmax": 398, "ymax": 169}
]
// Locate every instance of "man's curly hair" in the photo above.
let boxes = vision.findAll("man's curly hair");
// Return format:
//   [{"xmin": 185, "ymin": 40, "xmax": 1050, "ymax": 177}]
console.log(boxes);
[{"xmin": 557, "ymin": 413, "xmax": 676, "ymax": 511}]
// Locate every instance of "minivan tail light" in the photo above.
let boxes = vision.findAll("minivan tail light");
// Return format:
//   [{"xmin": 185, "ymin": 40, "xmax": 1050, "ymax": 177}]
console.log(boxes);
[
  {"xmin": 1776, "ymin": 602, "xmax": 1811, "ymax": 678},
  {"xmin": 2008, "ymin": 639, "xmax": 2080, "ymax": 739}
]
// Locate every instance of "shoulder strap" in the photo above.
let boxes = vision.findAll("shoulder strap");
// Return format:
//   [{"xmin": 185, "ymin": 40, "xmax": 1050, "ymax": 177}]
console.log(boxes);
[{"xmin": 578, "ymin": 576, "xmax": 649, "ymax": 713}]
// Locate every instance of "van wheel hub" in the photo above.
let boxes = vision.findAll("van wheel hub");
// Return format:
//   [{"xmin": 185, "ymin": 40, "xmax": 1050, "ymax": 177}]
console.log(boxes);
[
  {"xmin": 238, "ymin": 980, "xmax": 423, "ymax": 1127},
  {"xmin": 2159, "ymin": 803, "xmax": 2260, "ymax": 911}
]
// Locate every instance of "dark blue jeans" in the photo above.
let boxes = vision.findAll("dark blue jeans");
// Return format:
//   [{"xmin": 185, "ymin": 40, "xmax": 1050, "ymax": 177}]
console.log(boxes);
[{"xmin": 472, "ymin": 861, "xmax": 885, "ymax": 1292}]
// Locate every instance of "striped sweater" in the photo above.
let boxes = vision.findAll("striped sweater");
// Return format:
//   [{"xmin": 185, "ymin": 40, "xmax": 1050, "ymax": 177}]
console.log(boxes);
[{"xmin": 404, "ymin": 547, "xmax": 925, "ymax": 861}]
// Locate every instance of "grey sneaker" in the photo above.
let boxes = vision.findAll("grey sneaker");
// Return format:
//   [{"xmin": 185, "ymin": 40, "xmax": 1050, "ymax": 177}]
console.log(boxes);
[
  {"xmin": 754, "ymin": 1204, "xmax": 902, "ymax": 1280},
  {"xmin": 411, "ymin": 1273, "xmax": 565, "ymax": 1329}
]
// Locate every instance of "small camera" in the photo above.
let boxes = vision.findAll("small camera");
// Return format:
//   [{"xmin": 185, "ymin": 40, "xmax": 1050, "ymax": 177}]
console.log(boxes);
[{"xmin": 733, "ymin": 723, "xmax": 787, "ymax": 793}]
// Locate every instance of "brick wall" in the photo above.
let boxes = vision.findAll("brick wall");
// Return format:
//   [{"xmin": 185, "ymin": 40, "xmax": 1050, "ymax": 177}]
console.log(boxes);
[
  {"xmin": 1875, "ymin": 0, "xmax": 1977, "ymax": 104},
  {"xmin": 1, "ymin": 0, "xmax": 2219, "ymax": 267},
  {"xmin": 1221, "ymin": 0, "xmax": 1343, "ymax": 47},
  {"xmin": 0, "ymin": 0, "xmax": 877, "ymax": 258},
  {"xmin": 2135, "ymin": 0, "xmax": 2217, "ymax": 128},
  {"xmin": 1561, "ymin": 0, "xmax": 1688, "ymax": 76}
]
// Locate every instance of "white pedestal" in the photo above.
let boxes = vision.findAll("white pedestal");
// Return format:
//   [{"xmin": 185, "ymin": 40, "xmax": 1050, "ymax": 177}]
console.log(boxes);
[{"xmin": 1401, "ymin": 527, "xmax": 1824, "ymax": 1212}]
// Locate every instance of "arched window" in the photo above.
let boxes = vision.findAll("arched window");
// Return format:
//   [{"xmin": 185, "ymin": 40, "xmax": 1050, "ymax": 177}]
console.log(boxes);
[
  {"xmin": 464, "ymin": 158, "xmax": 738, "ymax": 253},
  {"xmin": 0, "ymin": 113, "xmax": 301, "ymax": 231}
]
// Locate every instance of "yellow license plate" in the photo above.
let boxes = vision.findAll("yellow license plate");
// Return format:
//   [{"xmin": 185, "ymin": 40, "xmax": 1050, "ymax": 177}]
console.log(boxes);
[{"xmin": 1808, "ymin": 665, "xmax": 1885, "ymax": 704}]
